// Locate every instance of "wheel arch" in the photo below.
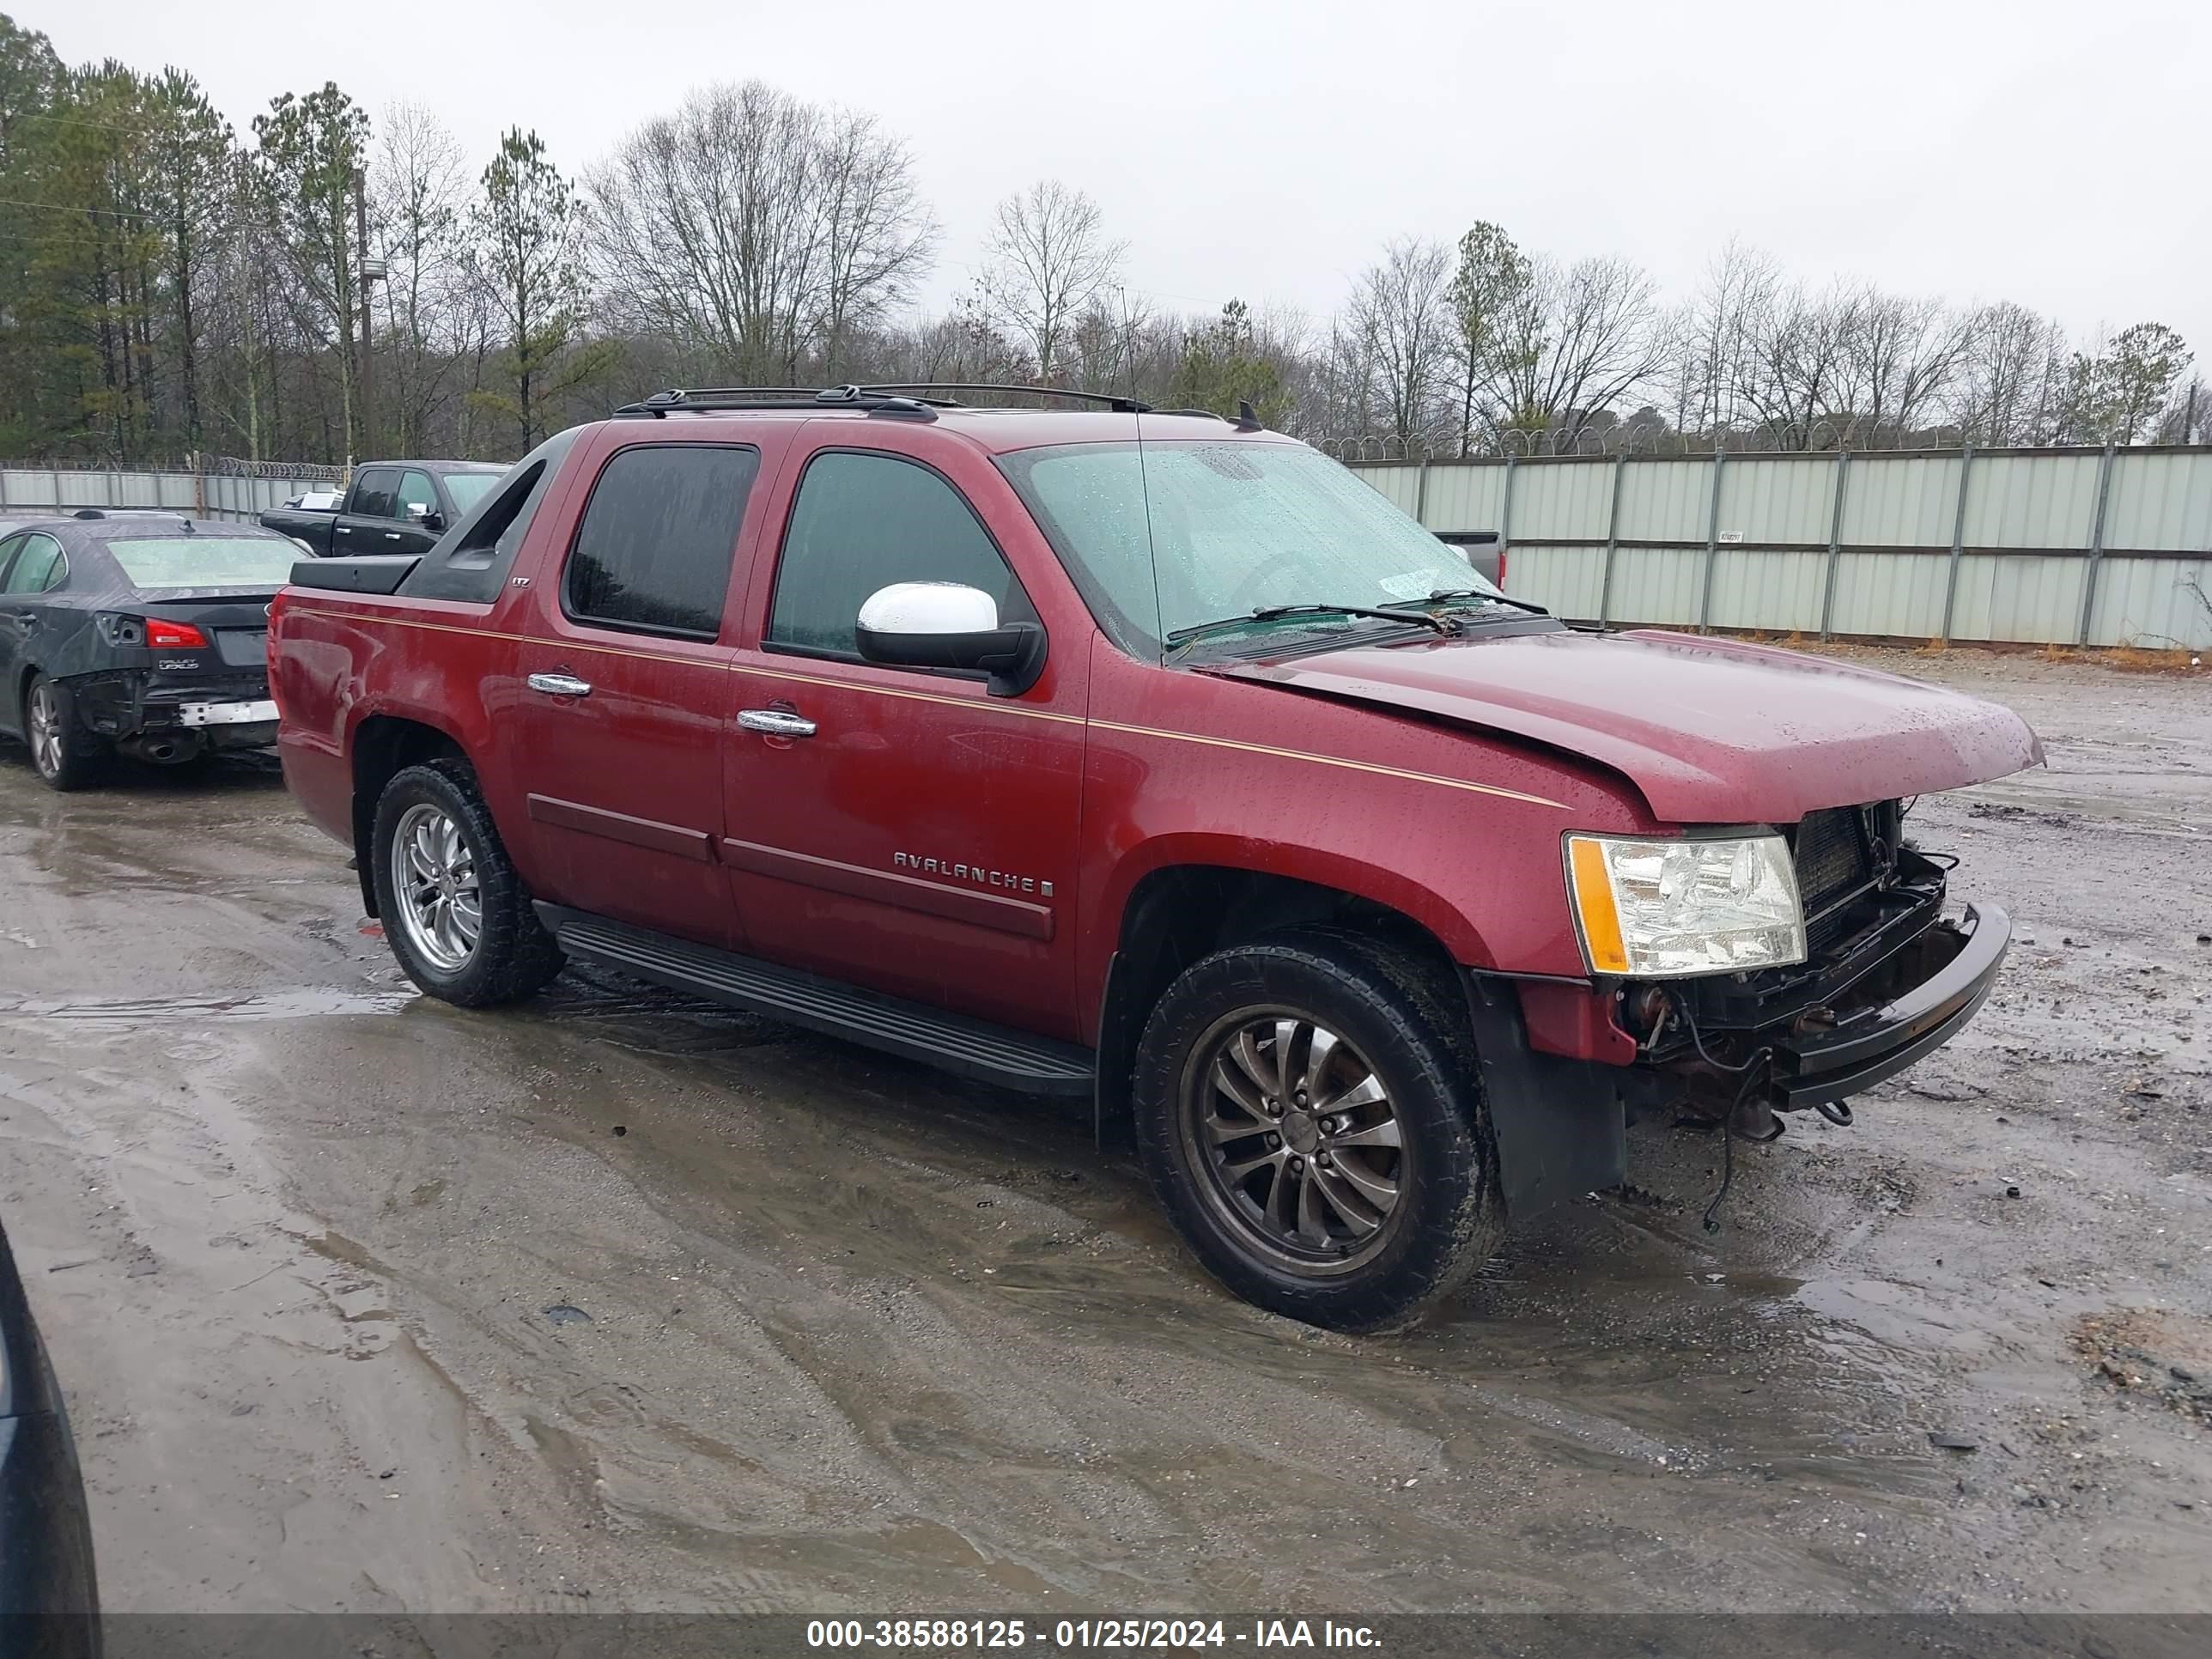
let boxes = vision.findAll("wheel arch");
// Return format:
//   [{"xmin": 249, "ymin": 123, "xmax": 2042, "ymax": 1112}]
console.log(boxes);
[
  {"xmin": 349, "ymin": 713, "xmax": 469, "ymax": 917},
  {"xmin": 1091, "ymin": 855, "xmax": 1474, "ymax": 1143}
]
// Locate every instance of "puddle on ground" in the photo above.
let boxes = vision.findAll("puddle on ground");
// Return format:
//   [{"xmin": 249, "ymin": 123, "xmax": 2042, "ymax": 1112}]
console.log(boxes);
[{"xmin": 0, "ymin": 985, "xmax": 418, "ymax": 1024}]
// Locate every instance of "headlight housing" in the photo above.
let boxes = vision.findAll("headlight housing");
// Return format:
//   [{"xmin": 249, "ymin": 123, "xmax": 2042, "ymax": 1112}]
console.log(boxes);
[{"xmin": 1565, "ymin": 832, "xmax": 1806, "ymax": 977}]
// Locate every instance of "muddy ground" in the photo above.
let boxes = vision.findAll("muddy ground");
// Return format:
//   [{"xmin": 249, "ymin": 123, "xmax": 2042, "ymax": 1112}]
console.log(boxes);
[{"xmin": 0, "ymin": 648, "xmax": 2207, "ymax": 1620}]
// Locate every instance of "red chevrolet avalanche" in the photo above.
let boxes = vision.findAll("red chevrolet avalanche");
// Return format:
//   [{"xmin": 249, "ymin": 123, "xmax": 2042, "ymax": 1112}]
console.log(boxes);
[{"xmin": 269, "ymin": 386, "xmax": 2040, "ymax": 1330}]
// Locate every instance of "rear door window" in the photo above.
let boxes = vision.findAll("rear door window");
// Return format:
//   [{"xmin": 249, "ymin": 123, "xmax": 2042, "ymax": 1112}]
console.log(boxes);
[
  {"xmin": 767, "ymin": 451, "xmax": 1032, "ymax": 659},
  {"xmin": 3, "ymin": 534, "xmax": 65, "ymax": 594},
  {"xmin": 562, "ymin": 444, "xmax": 759, "ymax": 638},
  {"xmin": 350, "ymin": 469, "xmax": 399, "ymax": 520}
]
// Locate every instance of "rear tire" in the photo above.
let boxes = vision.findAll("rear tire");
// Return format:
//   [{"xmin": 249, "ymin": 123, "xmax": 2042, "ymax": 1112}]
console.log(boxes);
[
  {"xmin": 23, "ymin": 675, "xmax": 108, "ymax": 792},
  {"xmin": 1132, "ymin": 929, "xmax": 1504, "ymax": 1332},
  {"xmin": 371, "ymin": 758, "xmax": 563, "ymax": 1006}
]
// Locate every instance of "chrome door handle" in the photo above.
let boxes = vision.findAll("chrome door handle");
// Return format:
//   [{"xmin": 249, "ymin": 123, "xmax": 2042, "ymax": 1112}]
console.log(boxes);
[
  {"xmin": 738, "ymin": 708, "xmax": 816, "ymax": 738},
  {"xmin": 385, "ymin": 531, "xmax": 402, "ymax": 540},
  {"xmin": 526, "ymin": 672, "xmax": 592, "ymax": 698}
]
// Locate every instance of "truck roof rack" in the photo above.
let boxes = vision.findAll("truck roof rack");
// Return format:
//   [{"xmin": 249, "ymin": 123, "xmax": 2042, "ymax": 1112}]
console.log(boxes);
[
  {"xmin": 860, "ymin": 384, "xmax": 1152, "ymax": 414},
  {"xmin": 611, "ymin": 383, "xmax": 1157, "ymax": 420},
  {"xmin": 612, "ymin": 386, "xmax": 945, "ymax": 421}
]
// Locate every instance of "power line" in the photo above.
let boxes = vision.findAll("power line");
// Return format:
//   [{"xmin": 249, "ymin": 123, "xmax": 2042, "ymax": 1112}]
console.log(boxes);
[
  {"xmin": 5, "ymin": 106, "xmax": 173, "ymax": 138},
  {"xmin": 0, "ymin": 194, "xmax": 165, "ymax": 223}
]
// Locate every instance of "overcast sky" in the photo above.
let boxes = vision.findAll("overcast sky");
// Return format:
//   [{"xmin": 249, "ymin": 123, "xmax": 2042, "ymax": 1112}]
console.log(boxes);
[{"xmin": 46, "ymin": 0, "xmax": 2212, "ymax": 363}]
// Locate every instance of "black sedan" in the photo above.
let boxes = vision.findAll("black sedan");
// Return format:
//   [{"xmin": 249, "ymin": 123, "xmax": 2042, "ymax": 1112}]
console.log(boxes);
[
  {"xmin": 0, "ymin": 511, "xmax": 298, "ymax": 791},
  {"xmin": 0, "ymin": 1220, "xmax": 100, "ymax": 1656}
]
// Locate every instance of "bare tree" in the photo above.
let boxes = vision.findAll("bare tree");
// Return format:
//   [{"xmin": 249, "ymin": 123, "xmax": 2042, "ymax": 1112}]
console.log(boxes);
[
  {"xmin": 588, "ymin": 82, "xmax": 932, "ymax": 384},
  {"xmin": 1489, "ymin": 254, "xmax": 1663, "ymax": 447},
  {"xmin": 1729, "ymin": 281, "xmax": 1858, "ymax": 449},
  {"xmin": 1955, "ymin": 301, "xmax": 2066, "ymax": 446},
  {"xmin": 1065, "ymin": 290, "xmax": 1148, "ymax": 395},
  {"xmin": 872, "ymin": 289, "xmax": 1030, "ymax": 386},
  {"xmin": 1343, "ymin": 237, "xmax": 1454, "ymax": 453},
  {"xmin": 1660, "ymin": 240, "xmax": 1781, "ymax": 441},
  {"xmin": 372, "ymin": 101, "xmax": 471, "ymax": 453},
  {"xmin": 981, "ymin": 179, "xmax": 1126, "ymax": 383},
  {"xmin": 809, "ymin": 107, "xmax": 935, "ymax": 378},
  {"xmin": 1830, "ymin": 287, "xmax": 1972, "ymax": 446}
]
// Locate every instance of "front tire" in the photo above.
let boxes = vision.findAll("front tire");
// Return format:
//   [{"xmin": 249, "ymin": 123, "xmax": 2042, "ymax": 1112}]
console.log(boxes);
[
  {"xmin": 1132, "ymin": 931, "xmax": 1504, "ymax": 1332},
  {"xmin": 23, "ymin": 675, "xmax": 108, "ymax": 792},
  {"xmin": 371, "ymin": 759, "xmax": 563, "ymax": 1006}
]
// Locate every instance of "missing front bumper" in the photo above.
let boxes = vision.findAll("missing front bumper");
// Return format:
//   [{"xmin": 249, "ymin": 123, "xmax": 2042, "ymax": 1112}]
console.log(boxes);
[{"xmin": 1775, "ymin": 904, "xmax": 2009, "ymax": 1106}]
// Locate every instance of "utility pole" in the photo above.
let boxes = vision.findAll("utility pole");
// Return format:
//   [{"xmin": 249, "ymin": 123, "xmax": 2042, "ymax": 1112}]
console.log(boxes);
[{"xmin": 355, "ymin": 167, "xmax": 381, "ymax": 461}]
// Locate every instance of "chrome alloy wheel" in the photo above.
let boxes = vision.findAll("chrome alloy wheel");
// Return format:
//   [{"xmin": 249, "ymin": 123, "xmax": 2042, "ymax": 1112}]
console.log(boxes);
[
  {"xmin": 27, "ymin": 683, "xmax": 63, "ymax": 779},
  {"xmin": 389, "ymin": 801, "xmax": 483, "ymax": 973},
  {"xmin": 1179, "ymin": 1011, "xmax": 1407, "ymax": 1273}
]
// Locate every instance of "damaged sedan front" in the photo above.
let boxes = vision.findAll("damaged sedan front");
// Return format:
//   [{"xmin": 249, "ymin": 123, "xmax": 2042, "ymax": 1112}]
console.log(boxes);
[{"xmin": 0, "ymin": 511, "xmax": 298, "ymax": 790}]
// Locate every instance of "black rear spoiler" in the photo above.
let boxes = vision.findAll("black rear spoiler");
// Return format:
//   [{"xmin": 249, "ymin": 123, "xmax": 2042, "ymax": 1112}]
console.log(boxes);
[{"xmin": 287, "ymin": 555, "xmax": 419, "ymax": 596}]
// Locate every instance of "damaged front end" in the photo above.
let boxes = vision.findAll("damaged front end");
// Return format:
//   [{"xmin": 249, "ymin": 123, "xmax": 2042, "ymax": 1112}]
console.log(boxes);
[
  {"xmin": 1619, "ymin": 804, "xmax": 2008, "ymax": 1140},
  {"xmin": 1468, "ymin": 801, "xmax": 2010, "ymax": 1226}
]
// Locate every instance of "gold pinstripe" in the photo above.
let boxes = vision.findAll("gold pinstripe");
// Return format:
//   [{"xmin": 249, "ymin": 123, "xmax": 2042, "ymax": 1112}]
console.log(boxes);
[
  {"xmin": 1088, "ymin": 720, "xmax": 1565, "ymax": 807},
  {"xmin": 740, "ymin": 659, "xmax": 1085, "ymax": 724},
  {"xmin": 285, "ymin": 605, "xmax": 1566, "ymax": 809}
]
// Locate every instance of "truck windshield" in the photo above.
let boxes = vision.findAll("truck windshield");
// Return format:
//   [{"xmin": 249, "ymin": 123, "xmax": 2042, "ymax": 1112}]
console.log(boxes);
[
  {"xmin": 998, "ymin": 439, "xmax": 1497, "ymax": 658},
  {"xmin": 443, "ymin": 473, "xmax": 501, "ymax": 514},
  {"xmin": 107, "ymin": 537, "xmax": 297, "ymax": 589}
]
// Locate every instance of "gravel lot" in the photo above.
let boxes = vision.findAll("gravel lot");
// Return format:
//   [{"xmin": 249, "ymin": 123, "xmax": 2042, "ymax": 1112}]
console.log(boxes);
[{"xmin": 0, "ymin": 647, "xmax": 2206, "ymax": 1620}]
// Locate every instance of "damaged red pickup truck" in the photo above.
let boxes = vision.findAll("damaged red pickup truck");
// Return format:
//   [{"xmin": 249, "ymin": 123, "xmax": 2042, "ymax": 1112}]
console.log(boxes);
[{"xmin": 270, "ymin": 385, "xmax": 2040, "ymax": 1330}]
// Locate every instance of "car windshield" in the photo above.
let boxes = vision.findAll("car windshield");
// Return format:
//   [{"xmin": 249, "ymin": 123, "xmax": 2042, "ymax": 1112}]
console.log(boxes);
[
  {"xmin": 998, "ymin": 439, "xmax": 1498, "ymax": 657},
  {"xmin": 106, "ymin": 536, "xmax": 297, "ymax": 589},
  {"xmin": 443, "ymin": 472, "xmax": 501, "ymax": 513}
]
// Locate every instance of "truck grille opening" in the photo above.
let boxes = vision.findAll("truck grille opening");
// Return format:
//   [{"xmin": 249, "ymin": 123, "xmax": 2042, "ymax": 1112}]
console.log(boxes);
[{"xmin": 1793, "ymin": 803, "xmax": 1900, "ymax": 953}]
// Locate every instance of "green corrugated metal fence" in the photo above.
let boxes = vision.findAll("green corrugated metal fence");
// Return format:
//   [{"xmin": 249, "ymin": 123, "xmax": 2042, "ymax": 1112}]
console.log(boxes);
[{"xmin": 1352, "ymin": 447, "xmax": 2212, "ymax": 651}]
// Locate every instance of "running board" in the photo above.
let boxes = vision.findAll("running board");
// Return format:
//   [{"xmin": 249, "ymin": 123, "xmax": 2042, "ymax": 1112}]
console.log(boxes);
[{"xmin": 536, "ymin": 906, "xmax": 1096, "ymax": 1096}]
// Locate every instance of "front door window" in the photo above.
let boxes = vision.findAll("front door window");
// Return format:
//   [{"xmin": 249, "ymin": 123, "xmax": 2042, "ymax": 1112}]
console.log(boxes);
[{"xmin": 767, "ymin": 451, "xmax": 1034, "ymax": 659}]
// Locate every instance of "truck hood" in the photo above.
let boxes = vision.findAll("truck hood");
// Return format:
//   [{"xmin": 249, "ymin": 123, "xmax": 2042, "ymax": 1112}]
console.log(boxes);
[{"xmin": 1212, "ymin": 627, "xmax": 2043, "ymax": 823}]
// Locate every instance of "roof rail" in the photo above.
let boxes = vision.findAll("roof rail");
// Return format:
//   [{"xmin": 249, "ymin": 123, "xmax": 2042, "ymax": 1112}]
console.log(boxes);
[
  {"xmin": 860, "ymin": 383, "xmax": 1152, "ymax": 414},
  {"xmin": 610, "ymin": 382, "xmax": 1160, "ymax": 421},
  {"xmin": 611, "ymin": 386, "xmax": 943, "ymax": 421}
]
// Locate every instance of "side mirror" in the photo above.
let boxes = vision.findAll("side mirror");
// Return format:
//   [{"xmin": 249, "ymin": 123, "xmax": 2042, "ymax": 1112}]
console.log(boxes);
[
  {"xmin": 406, "ymin": 502, "xmax": 443, "ymax": 532},
  {"xmin": 854, "ymin": 582, "xmax": 1045, "ymax": 697}
]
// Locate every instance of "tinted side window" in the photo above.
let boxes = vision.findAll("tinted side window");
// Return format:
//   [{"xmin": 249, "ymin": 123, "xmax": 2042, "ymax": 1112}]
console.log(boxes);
[
  {"xmin": 351, "ymin": 468, "xmax": 398, "ymax": 519},
  {"xmin": 0, "ymin": 534, "xmax": 24, "ymax": 588},
  {"xmin": 563, "ymin": 445, "xmax": 758, "ymax": 637},
  {"xmin": 768, "ymin": 452, "xmax": 1032, "ymax": 658},
  {"xmin": 396, "ymin": 470, "xmax": 439, "ymax": 517},
  {"xmin": 3, "ymin": 535, "xmax": 64, "ymax": 594}
]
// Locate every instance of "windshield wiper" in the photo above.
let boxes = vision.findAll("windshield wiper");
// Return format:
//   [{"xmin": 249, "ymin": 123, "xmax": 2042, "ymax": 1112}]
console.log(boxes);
[
  {"xmin": 1407, "ymin": 587, "xmax": 1552, "ymax": 618},
  {"xmin": 1167, "ymin": 603, "xmax": 1453, "ymax": 649}
]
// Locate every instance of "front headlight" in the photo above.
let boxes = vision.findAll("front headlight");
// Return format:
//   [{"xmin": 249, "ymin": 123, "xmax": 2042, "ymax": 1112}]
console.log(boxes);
[{"xmin": 1565, "ymin": 832, "xmax": 1806, "ymax": 977}]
